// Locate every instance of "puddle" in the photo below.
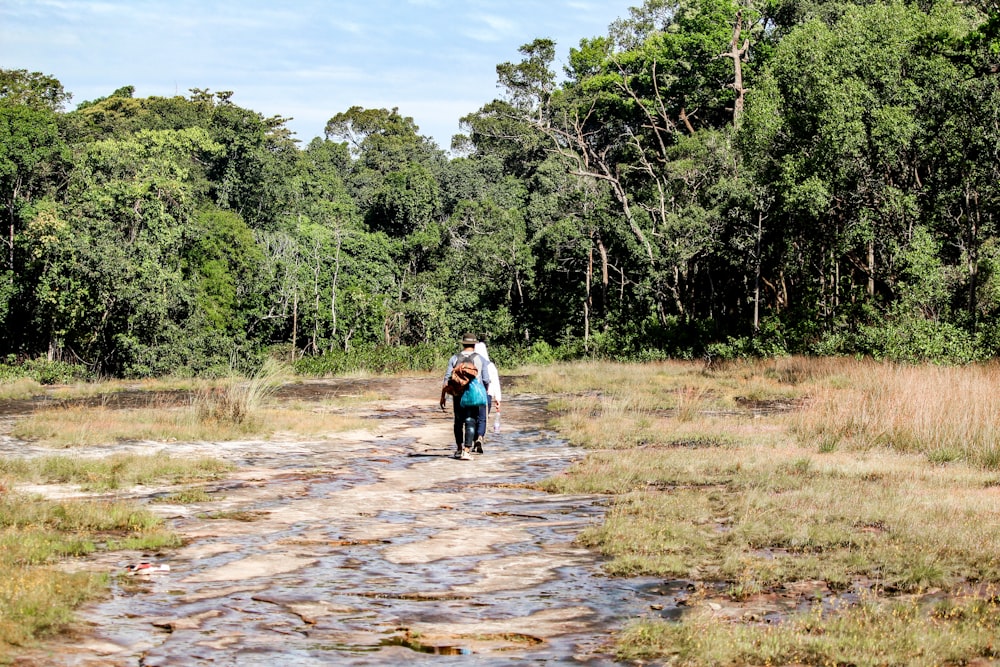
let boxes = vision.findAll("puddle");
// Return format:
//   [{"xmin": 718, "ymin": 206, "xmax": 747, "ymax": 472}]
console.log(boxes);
[
  {"xmin": 380, "ymin": 636, "xmax": 473, "ymax": 655},
  {"xmin": 8, "ymin": 382, "xmax": 660, "ymax": 666}
]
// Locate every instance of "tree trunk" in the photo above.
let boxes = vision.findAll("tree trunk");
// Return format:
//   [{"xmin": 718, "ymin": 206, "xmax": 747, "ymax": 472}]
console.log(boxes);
[
  {"xmin": 967, "ymin": 187, "xmax": 981, "ymax": 331},
  {"xmin": 312, "ymin": 258, "xmax": 320, "ymax": 355},
  {"xmin": 585, "ymin": 236, "xmax": 593, "ymax": 351},
  {"xmin": 291, "ymin": 291, "xmax": 298, "ymax": 365},
  {"xmin": 329, "ymin": 233, "xmax": 342, "ymax": 353},
  {"xmin": 753, "ymin": 210, "xmax": 763, "ymax": 332},
  {"xmin": 867, "ymin": 239, "xmax": 875, "ymax": 298},
  {"xmin": 722, "ymin": 10, "xmax": 750, "ymax": 128},
  {"xmin": 597, "ymin": 234, "xmax": 609, "ymax": 319}
]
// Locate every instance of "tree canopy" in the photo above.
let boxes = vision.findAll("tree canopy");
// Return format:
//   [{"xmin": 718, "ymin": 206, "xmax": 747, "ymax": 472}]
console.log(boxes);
[{"xmin": 2, "ymin": 0, "xmax": 1000, "ymax": 375}]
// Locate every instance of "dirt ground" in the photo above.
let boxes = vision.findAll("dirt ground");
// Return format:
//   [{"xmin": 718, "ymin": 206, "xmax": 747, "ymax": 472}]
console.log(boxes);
[{"xmin": 6, "ymin": 377, "xmax": 659, "ymax": 666}]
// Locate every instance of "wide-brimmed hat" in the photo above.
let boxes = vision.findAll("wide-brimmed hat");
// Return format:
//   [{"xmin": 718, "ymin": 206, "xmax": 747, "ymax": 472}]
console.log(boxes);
[{"xmin": 461, "ymin": 333, "xmax": 478, "ymax": 345}]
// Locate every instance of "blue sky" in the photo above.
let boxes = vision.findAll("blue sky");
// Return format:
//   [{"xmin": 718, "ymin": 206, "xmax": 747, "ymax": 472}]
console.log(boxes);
[{"xmin": 1, "ymin": 0, "xmax": 637, "ymax": 149}]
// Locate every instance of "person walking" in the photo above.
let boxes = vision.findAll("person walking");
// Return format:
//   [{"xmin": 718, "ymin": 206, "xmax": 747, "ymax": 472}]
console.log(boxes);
[
  {"xmin": 473, "ymin": 340, "xmax": 502, "ymax": 453},
  {"xmin": 440, "ymin": 333, "xmax": 486, "ymax": 460}
]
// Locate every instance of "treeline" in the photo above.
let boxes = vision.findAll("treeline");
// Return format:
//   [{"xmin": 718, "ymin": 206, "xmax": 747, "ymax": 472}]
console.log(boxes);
[{"xmin": 2, "ymin": 0, "xmax": 999, "ymax": 377}]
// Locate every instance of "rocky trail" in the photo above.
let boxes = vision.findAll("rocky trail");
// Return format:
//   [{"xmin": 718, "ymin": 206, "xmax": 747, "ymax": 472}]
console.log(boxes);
[{"xmin": 7, "ymin": 378, "xmax": 663, "ymax": 666}]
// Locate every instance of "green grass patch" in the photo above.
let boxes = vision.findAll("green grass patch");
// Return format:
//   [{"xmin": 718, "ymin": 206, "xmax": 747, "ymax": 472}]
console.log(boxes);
[
  {"xmin": 618, "ymin": 595, "xmax": 1000, "ymax": 666},
  {"xmin": 0, "ymin": 491, "xmax": 177, "ymax": 652},
  {"xmin": 0, "ymin": 452, "xmax": 233, "ymax": 491},
  {"xmin": 0, "ymin": 378, "xmax": 45, "ymax": 400},
  {"xmin": 552, "ymin": 446, "xmax": 1000, "ymax": 589},
  {"xmin": 0, "ymin": 566, "xmax": 106, "ymax": 649},
  {"xmin": 150, "ymin": 488, "xmax": 215, "ymax": 504}
]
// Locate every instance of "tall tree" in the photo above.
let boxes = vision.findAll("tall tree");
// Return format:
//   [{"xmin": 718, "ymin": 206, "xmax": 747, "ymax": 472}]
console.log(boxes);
[{"xmin": 741, "ymin": 0, "xmax": 975, "ymax": 342}]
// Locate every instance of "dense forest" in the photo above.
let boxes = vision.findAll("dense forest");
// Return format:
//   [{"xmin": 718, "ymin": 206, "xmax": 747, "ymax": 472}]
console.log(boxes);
[{"xmin": 2, "ymin": 0, "xmax": 999, "ymax": 377}]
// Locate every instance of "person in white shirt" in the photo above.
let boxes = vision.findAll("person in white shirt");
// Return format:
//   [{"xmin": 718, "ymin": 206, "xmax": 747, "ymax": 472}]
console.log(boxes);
[
  {"xmin": 441, "ymin": 333, "xmax": 486, "ymax": 459},
  {"xmin": 474, "ymin": 340, "xmax": 502, "ymax": 452}
]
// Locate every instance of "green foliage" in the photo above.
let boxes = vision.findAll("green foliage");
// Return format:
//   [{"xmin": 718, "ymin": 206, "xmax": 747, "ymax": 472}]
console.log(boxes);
[
  {"xmin": 855, "ymin": 313, "xmax": 982, "ymax": 363},
  {"xmin": 706, "ymin": 319, "xmax": 791, "ymax": 361},
  {"xmin": 367, "ymin": 163, "xmax": 440, "ymax": 235},
  {"xmin": 294, "ymin": 343, "xmax": 445, "ymax": 375},
  {"xmin": 0, "ymin": 358, "xmax": 91, "ymax": 384},
  {"xmin": 0, "ymin": 68, "xmax": 71, "ymax": 111},
  {"xmin": 184, "ymin": 206, "xmax": 263, "ymax": 332}
]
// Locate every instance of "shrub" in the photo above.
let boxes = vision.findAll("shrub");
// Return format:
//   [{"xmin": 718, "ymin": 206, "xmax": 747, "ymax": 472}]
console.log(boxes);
[
  {"xmin": 0, "ymin": 357, "xmax": 92, "ymax": 385},
  {"xmin": 293, "ymin": 343, "xmax": 446, "ymax": 376}
]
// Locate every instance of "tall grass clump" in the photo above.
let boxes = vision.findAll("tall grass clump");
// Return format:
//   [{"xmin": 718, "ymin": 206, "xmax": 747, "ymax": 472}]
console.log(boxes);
[
  {"xmin": 793, "ymin": 360, "xmax": 1000, "ymax": 467},
  {"xmin": 195, "ymin": 358, "xmax": 291, "ymax": 426}
]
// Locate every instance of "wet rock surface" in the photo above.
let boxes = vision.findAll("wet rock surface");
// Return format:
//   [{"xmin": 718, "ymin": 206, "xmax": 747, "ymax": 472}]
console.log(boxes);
[{"xmin": 6, "ymin": 378, "xmax": 659, "ymax": 665}]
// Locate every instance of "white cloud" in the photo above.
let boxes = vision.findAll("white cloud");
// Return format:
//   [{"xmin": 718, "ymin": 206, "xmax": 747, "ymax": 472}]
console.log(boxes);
[
  {"xmin": 287, "ymin": 65, "xmax": 369, "ymax": 82},
  {"xmin": 460, "ymin": 12, "xmax": 520, "ymax": 42},
  {"xmin": 331, "ymin": 20, "xmax": 366, "ymax": 35}
]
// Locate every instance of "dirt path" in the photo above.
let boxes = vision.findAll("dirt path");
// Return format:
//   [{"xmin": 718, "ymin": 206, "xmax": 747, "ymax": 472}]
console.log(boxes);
[{"xmin": 10, "ymin": 378, "xmax": 656, "ymax": 666}]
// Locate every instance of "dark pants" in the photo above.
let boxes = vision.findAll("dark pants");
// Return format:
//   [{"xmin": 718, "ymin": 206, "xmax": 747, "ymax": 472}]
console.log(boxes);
[
  {"xmin": 453, "ymin": 402, "xmax": 479, "ymax": 447},
  {"xmin": 477, "ymin": 401, "xmax": 491, "ymax": 438}
]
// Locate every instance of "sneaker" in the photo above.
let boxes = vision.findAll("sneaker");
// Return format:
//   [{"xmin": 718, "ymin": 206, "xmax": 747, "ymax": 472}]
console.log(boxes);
[
  {"xmin": 458, "ymin": 447, "xmax": 472, "ymax": 461},
  {"xmin": 472, "ymin": 437, "xmax": 484, "ymax": 454}
]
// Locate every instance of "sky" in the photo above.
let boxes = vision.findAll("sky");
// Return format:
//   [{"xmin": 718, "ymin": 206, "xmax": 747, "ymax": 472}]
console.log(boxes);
[{"xmin": 1, "ymin": 0, "xmax": 638, "ymax": 150}]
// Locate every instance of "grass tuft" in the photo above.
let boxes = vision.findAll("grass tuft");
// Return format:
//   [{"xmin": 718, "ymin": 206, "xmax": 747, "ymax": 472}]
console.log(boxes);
[{"xmin": 194, "ymin": 358, "xmax": 291, "ymax": 426}]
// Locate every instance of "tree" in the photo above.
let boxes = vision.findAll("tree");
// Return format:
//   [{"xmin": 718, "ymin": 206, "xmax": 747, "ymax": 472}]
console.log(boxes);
[
  {"xmin": 367, "ymin": 163, "xmax": 440, "ymax": 236},
  {"xmin": 24, "ymin": 127, "xmax": 223, "ymax": 374},
  {"xmin": 493, "ymin": 0, "xmax": 756, "ymax": 331},
  {"xmin": 0, "ymin": 69, "xmax": 71, "ymax": 111},
  {"xmin": 0, "ymin": 103, "xmax": 65, "ymax": 270},
  {"xmin": 741, "ymin": 1, "xmax": 975, "ymax": 343},
  {"xmin": 208, "ymin": 97, "xmax": 299, "ymax": 230},
  {"xmin": 184, "ymin": 207, "xmax": 264, "ymax": 336}
]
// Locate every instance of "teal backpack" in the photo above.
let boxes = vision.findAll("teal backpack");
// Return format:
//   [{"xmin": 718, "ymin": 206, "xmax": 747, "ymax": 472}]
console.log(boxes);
[{"xmin": 460, "ymin": 375, "xmax": 488, "ymax": 408}]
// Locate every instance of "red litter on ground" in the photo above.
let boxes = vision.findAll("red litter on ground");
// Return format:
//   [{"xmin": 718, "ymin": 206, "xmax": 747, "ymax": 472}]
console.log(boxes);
[{"xmin": 125, "ymin": 562, "xmax": 170, "ymax": 575}]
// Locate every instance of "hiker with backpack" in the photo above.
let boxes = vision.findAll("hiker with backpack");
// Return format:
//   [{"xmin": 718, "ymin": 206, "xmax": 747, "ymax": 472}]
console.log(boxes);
[{"xmin": 440, "ymin": 333, "xmax": 488, "ymax": 460}]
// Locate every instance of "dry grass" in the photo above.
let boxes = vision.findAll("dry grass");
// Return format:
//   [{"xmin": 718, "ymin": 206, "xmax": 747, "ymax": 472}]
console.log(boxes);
[
  {"xmin": 12, "ymin": 400, "xmax": 368, "ymax": 448},
  {"xmin": 12, "ymin": 404, "xmax": 261, "ymax": 446},
  {"xmin": 529, "ymin": 357, "xmax": 1000, "ymax": 665},
  {"xmin": 791, "ymin": 360, "xmax": 1000, "ymax": 467},
  {"xmin": 0, "ymin": 453, "xmax": 209, "ymax": 652},
  {"xmin": 2, "ymin": 376, "xmax": 228, "ymax": 403},
  {"xmin": 0, "ymin": 378, "xmax": 45, "ymax": 401},
  {"xmin": 555, "ymin": 445, "xmax": 1000, "ymax": 588},
  {"xmin": 618, "ymin": 593, "xmax": 1000, "ymax": 666},
  {"xmin": 194, "ymin": 358, "xmax": 290, "ymax": 425},
  {"xmin": 0, "ymin": 361, "xmax": 377, "ymax": 654}
]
